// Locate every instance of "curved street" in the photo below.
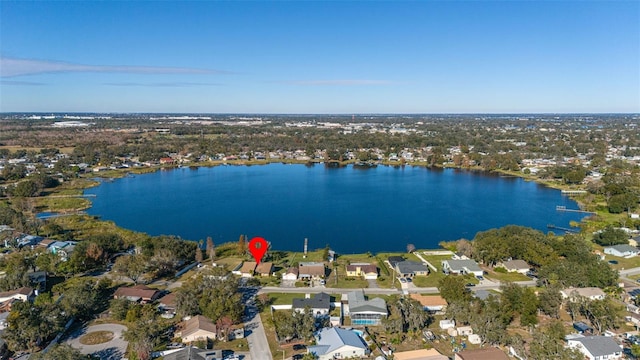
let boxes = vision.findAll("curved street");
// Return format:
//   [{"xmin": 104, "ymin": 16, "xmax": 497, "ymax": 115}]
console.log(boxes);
[{"xmin": 66, "ymin": 324, "xmax": 128, "ymax": 360}]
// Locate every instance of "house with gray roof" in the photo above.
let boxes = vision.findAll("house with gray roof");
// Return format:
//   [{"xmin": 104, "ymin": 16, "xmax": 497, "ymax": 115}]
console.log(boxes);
[
  {"xmin": 566, "ymin": 335, "xmax": 622, "ymax": 360},
  {"xmin": 292, "ymin": 292, "xmax": 331, "ymax": 317},
  {"xmin": 307, "ymin": 327, "xmax": 369, "ymax": 360},
  {"xmin": 604, "ymin": 244, "xmax": 640, "ymax": 258},
  {"xmin": 160, "ymin": 346, "xmax": 223, "ymax": 360},
  {"xmin": 442, "ymin": 259, "xmax": 483, "ymax": 277},
  {"xmin": 346, "ymin": 290, "xmax": 387, "ymax": 325},
  {"xmin": 395, "ymin": 261, "xmax": 429, "ymax": 278},
  {"xmin": 498, "ymin": 259, "xmax": 530, "ymax": 274}
]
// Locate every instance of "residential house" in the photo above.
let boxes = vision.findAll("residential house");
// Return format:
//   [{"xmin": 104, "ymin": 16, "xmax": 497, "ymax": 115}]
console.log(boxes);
[
  {"xmin": 0, "ymin": 287, "xmax": 34, "ymax": 303},
  {"xmin": 113, "ymin": 285, "xmax": 161, "ymax": 303},
  {"xmin": 16, "ymin": 235, "xmax": 43, "ymax": 249},
  {"xmin": 395, "ymin": 261, "xmax": 429, "ymax": 278},
  {"xmin": 566, "ymin": 335, "xmax": 623, "ymax": 360},
  {"xmin": 27, "ymin": 271, "xmax": 47, "ymax": 292},
  {"xmin": 255, "ymin": 262, "xmax": 273, "ymax": 277},
  {"xmin": 457, "ymin": 326, "xmax": 473, "ymax": 336},
  {"xmin": 345, "ymin": 291, "xmax": 387, "ymax": 326},
  {"xmin": 160, "ymin": 346, "xmax": 222, "ymax": 360},
  {"xmin": 158, "ymin": 292, "xmax": 177, "ymax": 317},
  {"xmin": 292, "ymin": 292, "xmax": 331, "ymax": 317},
  {"xmin": 442, "ymin": 259, "xmax": 484, "ymax": 277},
  {"xmin": 282, "ymin": 267, "xmax": 298, "ymax": 281},
  {"xmin": 439, "ymin": 319, "xmax": 455, "ymax": 330},
  {"xmin": 393, "ymin": 348, "xmax": 448, "ymax": 360},
  {"xmin": 298, "ymin": 262, "xmax": 326, "ymax": 280},
  {"xmin": 48, "ymin": 241, "xmax": 77, "ymax": 261},
  {"xmin": 561, "ymin": 287, "xmax": 606, "ymax": 301},
  {"xmin": 604, "ymin": 244, "xmax": 640, "ymax": 258},
  {"xmin": 387, "ymin": 256, "xmax": 405, "ymax": 268},
  {"xmin": 178, "ymin": 315, "xmax": 218, "ymax": 344},
  {"xmin": 409, "ymin": 294, "xmax": 447, "ymax": 314},
  {"xmin": 498, "ymin": 259, "xmax": 531, "ymax": 274},
  {"xmin": 454, "ymin": 347, "xmax": 510, "ymax": 360},
  {"xmin": 345, "ymin": 263, "xmax": 378, "ymax": 279},
  {"xmin": 307, "ymin": 327, "xmax": 369, "ymax": 360},
  {"xmin": 239, "ymin": 261, "xmax": 257, "ymax": 278},
  {"xmin": 574, "ymin": 322, "xmax": 594, "ymax": 335}
]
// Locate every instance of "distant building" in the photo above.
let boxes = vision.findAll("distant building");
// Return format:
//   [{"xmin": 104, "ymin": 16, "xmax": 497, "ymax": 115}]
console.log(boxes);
[
  {"xmin": 345, "ymin": 291, "xmax": 387, "ymax": 326},
  {"xmin": 282, "ymin": 267, "xmax": 299, "ymax": 281},
  {"xmin": 454, "ymin": 347, "xmax": 510, "ymax": 360},
  {"xmin": 498, "ymin": 259, "xmax": 530, "ymax": 274},
  {"xmin": 442, "ymin": 259, "xmax": 483, "ymax": 277},
  {"xmin": 566, "ymin": 335, "xmax": 623, "ymax": 360},
  {"xmin": 178, "ymin": 315, "xmax": 218, "ymax": 344},
  {"xmin": 255, "ymin": 262, "xmax": 273, "ymax": 276},
  {"xmin": 292, "ymin": 292, "xmax": 331, "ymax": 317},
  {"xmin": 395, "ymin": 261, "xmax": 429, "ymax": 277},
  {"xmin": 409, "ymin": 294, "xmax": 447, "ymax": 314},
  {"xmin": 239, "ymin": 261, "xmax": 257, "ymax": 277},
  {"xmin": 345, "ymin": 263, "xmax": 378, "ymax": 279},
  {"xmin": 298, "ymin": 262, "xmax": 326, "ymax": 280},
  {"xmin": 113, "ymin": 285, "xmax": 161, "ymax": 303},
  {"xmin": 393, "ymin": 348, "xmax": 448, "ymax": 360},
  {"xmin": 307, "ymin": 327, "xmax": 369, "ymax": 360},
  {"xmin": 561, "ymin": 287, "xmax": 606, "ymax": 301},
  {"xmin": 604, "ymin": 244, "xmax": 640, "ymax": 258}
]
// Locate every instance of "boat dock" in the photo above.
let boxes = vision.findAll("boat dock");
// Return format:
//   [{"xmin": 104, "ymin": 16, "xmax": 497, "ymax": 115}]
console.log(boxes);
[
  {"xmin": 556, "ymin": 205, "xmax": 595, "ymax": 215},
  {"xmin": 547, "ymin": 224, "xmax": 579, "ymax": 233}
]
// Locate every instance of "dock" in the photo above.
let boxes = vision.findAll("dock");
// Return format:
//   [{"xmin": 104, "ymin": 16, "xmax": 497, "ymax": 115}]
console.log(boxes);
[
  {"xmin": 547, "ymin": 224, "xmax": 579, "ymax": 233},
  {"xmin": 556, "ymin": 205, "xmax": 595, "ymax": 215},
  {"xmin": 561, "ymin": 190, "xmax": 587, "ymax": 195}
]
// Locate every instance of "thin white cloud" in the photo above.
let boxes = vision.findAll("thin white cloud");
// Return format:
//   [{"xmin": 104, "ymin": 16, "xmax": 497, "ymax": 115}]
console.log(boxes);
[
  {"xmin": 104, "ymin": 82, "xmax": 223, "ymax": 87},
  {"xmin": 281, "ymin": 79, "xmax": 395, "ymax": 86},
  {"xmin": 0, "ymin": 57, "xmax": 230, "ymax": 77},
  {"xmin": 0, "ymin": 80, "xmax": 46, "ymax": 86}
]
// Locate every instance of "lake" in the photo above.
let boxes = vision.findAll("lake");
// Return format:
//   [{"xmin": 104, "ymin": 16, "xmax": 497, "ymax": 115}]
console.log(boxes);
[{"xmin": 84, "ymin": 164, "xmax": 587, "ymax": 253}]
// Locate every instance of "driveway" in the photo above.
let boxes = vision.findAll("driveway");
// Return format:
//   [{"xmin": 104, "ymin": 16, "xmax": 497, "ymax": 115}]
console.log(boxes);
[
  {"xmin": 66, "ymin": 324, "xmax": 128, "ymax": 360},
  {"xmin": 244, "ymin": 299, "xmax": 273, "ymax": 360}
]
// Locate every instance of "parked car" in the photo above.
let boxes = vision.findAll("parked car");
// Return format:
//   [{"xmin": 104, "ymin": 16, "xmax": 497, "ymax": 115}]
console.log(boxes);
[{"xmin": 399, "ymin": 278, "xmax": 407, "ymax": 283}]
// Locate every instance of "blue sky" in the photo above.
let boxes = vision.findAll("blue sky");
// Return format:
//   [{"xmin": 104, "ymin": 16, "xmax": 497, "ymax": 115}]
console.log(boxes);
[{"xmin": 1, "ymin": 1, "xmax": 638, "ymax": 113}]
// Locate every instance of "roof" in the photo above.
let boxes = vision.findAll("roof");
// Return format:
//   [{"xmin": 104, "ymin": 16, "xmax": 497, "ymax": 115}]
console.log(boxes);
[
  {"xmin": 346, "ymin": 263, "xmax": 377, "ymax": 274},
  {"xmin": 444, "ymin": 259, "xmax": 482, "ymax": 273},
  {"xmin": 284, "ymin": 267, "xmax": 298, "ymax": 275},
  {"xmin": 571, "ymin": 335, "xmax": 622, "ymax": 357},
  {"xmin": 309, "ymin": 327, "xmax": 367, "ymax": 355},
  {"xmin": 561, "ymin": 287, "xmax": 606, "ymax": 298},
  {"xmin": 255, "ymin": 262, "xmax": 273, "ymax": 274},
  {"xmin": 159, "ymin": 292, "xmax": 177, "ymax": 307},
  {"xmin": 455, "ymin": 347, "xmax": 509, "ymax": 360},
  {"xmin": 502, "ymin": 259, "xmax": 530, "ymax": 271},
  {"xmin": 240, "ymin": 261, "xmax": 257, "ymax": 273},
  {"xmin": 293, "ymin": 292, "xmax": 331, "ymax": 310},
  {"xmin": 298, "ymin": 262, "xmax": 325, "ymax": 277},
  {"xmin": 396, "ymin": 260, "xmax": 429, "ymax": 274},
  {"xmin": 162, "ymin": 346, "xmax": 222, "ymax": 360},
  {"xmin": 394, "ymin": 348, "xmax": 448, "ymax": 360},
  {"xmin": 182, "ymin": 315, "xmax": 217, "ymax": 338},
  {"xmin": 606, "ymin": 244, "xmax": 639, "ymax": 253},
  {"xmin": 348, "ymin": 291, "xmax": 387, "ymax": 314},
  {"xmin": 114, "ymin": 285, "xmax": 160, "ymax": 300},
  {"xmin": 0, "ymin": 287, "xmax": 34, "ymax": 299},
  {"xmin": 409, "ymin": 294, "xmax": 447, "ymax": 307},
  {"xmin": 388, "ymin": 256, "xmax": 405, "ymax": 267}
]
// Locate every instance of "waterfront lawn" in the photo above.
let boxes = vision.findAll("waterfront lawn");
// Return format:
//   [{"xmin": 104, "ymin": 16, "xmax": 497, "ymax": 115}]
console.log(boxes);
[
  {"xmin": 484, "ymin": 269, "xmax": 530, "ymax": 282},
  {"xmin": 411, "ymin": 272, "xmax": 446, "ymax": 288},
  {"xmin": 35, "ymin": 196, "xmax": 91, "ymax": 212}
]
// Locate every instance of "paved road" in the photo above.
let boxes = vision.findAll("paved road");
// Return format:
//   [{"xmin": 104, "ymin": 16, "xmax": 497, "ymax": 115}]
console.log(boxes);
[
  {"xmin": 66, "ymin": 324, "xmax": 128, "ymax": 360},
  {"xmin": 242, "ymin": 291, "xmax": 273, "ymax": 360}
]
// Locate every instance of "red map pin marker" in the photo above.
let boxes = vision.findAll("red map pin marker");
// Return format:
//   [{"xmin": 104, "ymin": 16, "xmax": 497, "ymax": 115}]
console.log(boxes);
[{"xmin": 248, "ymin": 237, "xmax": 268, "ymax": 264}]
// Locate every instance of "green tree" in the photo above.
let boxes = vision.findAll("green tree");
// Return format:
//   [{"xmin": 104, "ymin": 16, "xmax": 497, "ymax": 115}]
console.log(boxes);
[
  {"xmin": 113, "ymin": 255, "xmax": 147, "ymax": 284},
  {"xmin": 438, "ymin": 276, "xmax": 471, "ymax": 304},
  {"xmin": 30, "ymin": 344, "xmax": 89, "ymax": 360},
  {"xmin": 593, "ymin": 226, "xmax": 628, "ymax": 246},
  {"xmin": 12, "ymin": 179, "xmax": 40, "ymax": 197}
]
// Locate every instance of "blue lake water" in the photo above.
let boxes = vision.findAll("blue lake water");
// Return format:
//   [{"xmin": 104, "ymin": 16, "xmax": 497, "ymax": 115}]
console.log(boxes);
[{"xmin": 84, "ymin": 164, "xmax": 587, "ymax": 253}]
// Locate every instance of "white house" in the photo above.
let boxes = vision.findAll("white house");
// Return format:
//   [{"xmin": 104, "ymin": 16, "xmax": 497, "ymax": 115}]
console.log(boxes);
[
  {"xmin": 439, "ymin": 319, "xmax": 455, "ymax": 330},
  {"xmin": 604, "ymin": 244, "xmax": 640, "ymax": 258},
  {"xmin": 282, "ymin": 267, "xmax": 298, "ymax": 281},
  {"xmin": 292, "ymin": 293, "xmax": 331, "ymax": 317},
  {"xmin": 561, "ymin": 287, "xmax": 606, "ymax": 301},
  {"xmin": 498, "ymin": 259, "xmax": 530, "ymax": 274},
  {"xmin": 566, "ymin": 335, "xmax": 623, "ymax": 360},
  {"xmin": 307, "ymin": 327, "xmax": 369, "ymax": 360},
  {"xmin": 442, "ymin": 259, "xmax": 483, "ymax": 277}
]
